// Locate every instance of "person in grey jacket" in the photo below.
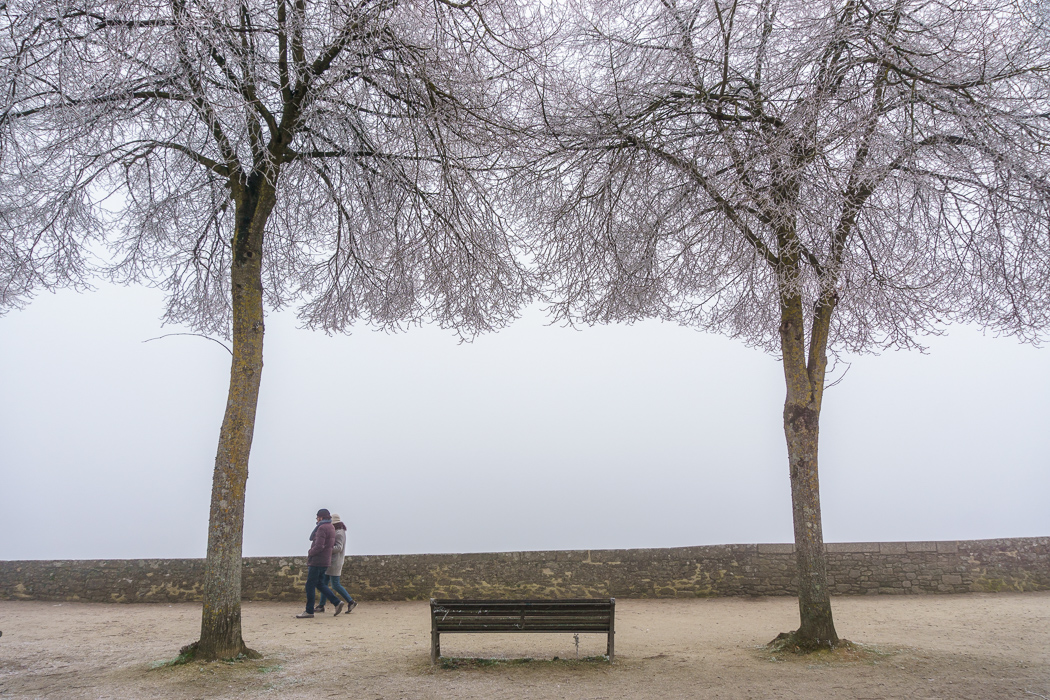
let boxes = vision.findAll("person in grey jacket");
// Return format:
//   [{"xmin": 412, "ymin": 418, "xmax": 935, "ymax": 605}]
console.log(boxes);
[
  {"xmin": 315, "ymin": 513, "xmax": 357, "ymax": 615},
  {"xmin": 296, "ymin": 508, "xmax": 344, "ymax": 618}
]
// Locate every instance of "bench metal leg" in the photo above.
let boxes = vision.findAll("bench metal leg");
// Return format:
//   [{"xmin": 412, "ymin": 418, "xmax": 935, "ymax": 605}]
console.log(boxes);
[{"xmin": 430, "ymin": 597, "xmax": 439, "ymax": 664}]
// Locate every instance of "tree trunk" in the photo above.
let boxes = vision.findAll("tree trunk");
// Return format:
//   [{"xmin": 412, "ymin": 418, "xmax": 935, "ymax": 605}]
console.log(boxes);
[
  {"xmin": 193, "ymin": 182, "xmax": 275, "ymax": 661},
  {"xmin": 784, "ymin": 402, "xmax": 838, "ymax": 647},
  {"xmin": 776, "ymin": 293, "xmax": 840, "ymax": 650}
]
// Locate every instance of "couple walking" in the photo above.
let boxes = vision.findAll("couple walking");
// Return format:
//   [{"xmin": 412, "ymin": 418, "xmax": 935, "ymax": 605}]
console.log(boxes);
[{"xmin": 296, "ymin": 508, "xmax": 358, "ymax": 619}]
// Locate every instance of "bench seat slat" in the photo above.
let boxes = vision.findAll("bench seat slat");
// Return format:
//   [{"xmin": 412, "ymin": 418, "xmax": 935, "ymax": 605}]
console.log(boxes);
[
  {"xmin": 434, "ymin": 604, "xmax": 612, "ymax": 609},
  {"xmin": 436, "ymin": 618, "xmax": 612, "ymax": 627},
  {"xmin": 432, "ymin": 605, "xmax": 612, "ymax": 609},
  {"xmin": 434, "ymin": 612, "xmax": 613, "ymax": 617},
  {"xmin": 437, "ymin": 613, "xmax": 611, "ymax": 618},
  {"xmin": 435, "ymin": 630, "xmax": 613, "ymax": 635},
  {"xmin": 433, "ymin": 598, "xmax": 608, "ymax": 603},
  {"xmin": 436, "ymin": 629, "xmax": 612, "ymax": 632},
  {"xmin": 436, "ymin": 615, "xmax": 612, "ymax": 622},
  {"xmin": 435, "ymin": 617, "xmax": 612, "ymax": 626}
]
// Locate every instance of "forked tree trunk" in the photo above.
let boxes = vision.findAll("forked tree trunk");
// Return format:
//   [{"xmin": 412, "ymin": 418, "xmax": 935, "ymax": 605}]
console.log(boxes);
[
  {"xmin": 777, "ymin": 292, "xmax": 840, "ymax": 649},
  {"xmin": 193, "ymin": 182, "xmax": 276, "ymax": 661}
]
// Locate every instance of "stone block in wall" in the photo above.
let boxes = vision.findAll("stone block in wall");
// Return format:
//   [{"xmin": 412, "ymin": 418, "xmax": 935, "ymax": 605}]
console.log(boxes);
[
  {"xmin": 827, "ymin": 542, "xmax": 880, "ymax": 553},
  {"xmin": 908, "ymin": 542, "xmax": 938, "ymax": 552},
  {"xmin": 586, "ymin": 550, "xmax": 623, "ymax": 564}
]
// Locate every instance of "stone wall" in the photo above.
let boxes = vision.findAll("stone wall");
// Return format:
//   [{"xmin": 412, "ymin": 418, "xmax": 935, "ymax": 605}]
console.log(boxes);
[{"xmin": 1, "ymin": 538, "xmax": 1046, "ymax": 603}]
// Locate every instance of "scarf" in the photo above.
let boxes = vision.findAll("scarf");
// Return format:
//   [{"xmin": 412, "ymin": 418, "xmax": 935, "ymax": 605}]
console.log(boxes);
[{"xmin": 309, "ymin": 518, "xmax": 332, "ymax": 541}]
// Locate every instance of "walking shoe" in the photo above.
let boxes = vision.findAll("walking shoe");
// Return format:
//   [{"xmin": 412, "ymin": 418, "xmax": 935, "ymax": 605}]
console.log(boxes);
[
  {"xmin": 295, "ymin": 612, "xmax": 314, "ymax": 619},
  {"xmin": 347, "ymin": 600, "xmax": 358, "ymax": 613},
  {"xmin": 315, "ymin": 606, "xmax": 325, "ymax": 613},
  {"xmin": 334, "ymin": 601, "xmax": 345, "ymax": 616}
]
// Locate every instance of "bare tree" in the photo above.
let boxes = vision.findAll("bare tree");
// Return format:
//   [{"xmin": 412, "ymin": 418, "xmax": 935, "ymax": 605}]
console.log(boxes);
[
  {"xmin": 0, "ymin": 4, "xmax": 99, "ymax": 311},
  {"xmin": 1, "ymin": 0, "xmax": 534, "ymax": 660},
  {"xmin": 521, "ymin": 0, "xmax": 1050, "ymax": 648}
]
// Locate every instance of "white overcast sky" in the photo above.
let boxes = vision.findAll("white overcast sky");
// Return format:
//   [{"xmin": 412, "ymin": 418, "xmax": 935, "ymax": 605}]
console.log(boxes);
[{"xmin": 1, "ymin": 282, "xmax": 1047, "ymax": 561}]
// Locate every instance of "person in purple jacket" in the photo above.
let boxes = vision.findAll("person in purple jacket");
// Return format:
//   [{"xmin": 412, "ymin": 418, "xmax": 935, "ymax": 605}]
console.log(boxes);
[{"xmin": 295, "ymin": 508, "xmax": 345, "ymax": 618}]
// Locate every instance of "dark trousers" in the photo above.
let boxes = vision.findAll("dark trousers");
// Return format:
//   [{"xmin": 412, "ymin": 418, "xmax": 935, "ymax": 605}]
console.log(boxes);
[
  {"xmin": 317, "ymin": 573, "xmax": 354, "ymax": 605},
  {"xmin": 325, "ymin": 574, "xmax": 355, "ymax": 605},
  {"xmin": 306, "ymin": 565, "xmax": 339, "ymax": 613}
]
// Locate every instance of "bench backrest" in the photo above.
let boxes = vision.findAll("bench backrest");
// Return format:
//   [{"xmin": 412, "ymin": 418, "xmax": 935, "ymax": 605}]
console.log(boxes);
[{"xmin": 430, "ymin": 598, "xmax": 614, "ymax": 633}]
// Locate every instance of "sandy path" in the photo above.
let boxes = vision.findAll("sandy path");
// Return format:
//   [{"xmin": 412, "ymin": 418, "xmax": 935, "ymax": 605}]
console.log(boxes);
[{"xmin": 1, "ymin": 592, "xmax": 1048, "ymax": 699}]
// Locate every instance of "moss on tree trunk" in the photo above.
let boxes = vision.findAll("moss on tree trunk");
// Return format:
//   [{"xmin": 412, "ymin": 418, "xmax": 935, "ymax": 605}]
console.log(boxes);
[
  {"xmin": 777, "ymin": 292, "xmax": 840, "ymax": 650},
  {"xmin": 193, "ymin": 182, "xmax": 276, "ymax": 661}
]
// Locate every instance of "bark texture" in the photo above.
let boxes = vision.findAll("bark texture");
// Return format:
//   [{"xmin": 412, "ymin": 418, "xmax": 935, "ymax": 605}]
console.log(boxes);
[
  {"xmin": 195, "ymin": 182, "xmax": 275, "ymax": 660},
  {"xmin": 777, "ymin": 292, "xmax": 840, "ymax": 649}
]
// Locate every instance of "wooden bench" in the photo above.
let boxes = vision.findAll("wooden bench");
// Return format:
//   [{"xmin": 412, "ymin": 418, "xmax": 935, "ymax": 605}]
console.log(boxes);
[{"xmin": 429, "ymin": 598, "xmax": 615, "ymax": 663}]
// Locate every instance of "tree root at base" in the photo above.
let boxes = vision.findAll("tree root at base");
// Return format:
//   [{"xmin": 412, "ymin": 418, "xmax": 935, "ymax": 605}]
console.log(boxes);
[
  {"xmin": 767, "ymin": 630, "xmax": 848, "ymax": 653},
  {"xmin": 175, "ymin": 640, "xmax": 262, "ymax": 664}
]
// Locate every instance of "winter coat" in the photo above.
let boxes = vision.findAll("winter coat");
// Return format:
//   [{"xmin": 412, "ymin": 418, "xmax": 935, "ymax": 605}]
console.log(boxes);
[
  {"xmin": 326, "ymin": 529, "xmax": 346, "ymax": 577},
  {"xmin": 307, "ymin": 521, "xmax": 336, "ymax": 567}
]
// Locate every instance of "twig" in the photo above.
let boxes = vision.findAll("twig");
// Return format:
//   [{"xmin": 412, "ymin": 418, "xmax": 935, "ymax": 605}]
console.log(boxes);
[
  {"xmin": 824, "ymin": 360, "xmax": 852, "ymax": 390},
  {"xmin": 143, "ymin": 333, "xmax": 232, "ymax": 355}
]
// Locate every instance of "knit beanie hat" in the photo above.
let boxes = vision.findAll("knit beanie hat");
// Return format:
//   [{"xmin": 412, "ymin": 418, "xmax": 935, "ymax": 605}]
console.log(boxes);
[{"xmin": 317, "ymin": 508, "xmax": 331, "ymax": 519}]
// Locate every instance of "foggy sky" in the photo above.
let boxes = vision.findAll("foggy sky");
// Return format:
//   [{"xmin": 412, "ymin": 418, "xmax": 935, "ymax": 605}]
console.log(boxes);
[{"xmin": 1, "ymin": 282, "xmax": 1047, "ymax": 561}]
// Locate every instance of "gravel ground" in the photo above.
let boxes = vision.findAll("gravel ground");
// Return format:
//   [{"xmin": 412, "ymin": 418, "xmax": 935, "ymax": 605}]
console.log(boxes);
[{"xmin": 1, "ymin": 592, "xmax": 1048, "ymax": 699}]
